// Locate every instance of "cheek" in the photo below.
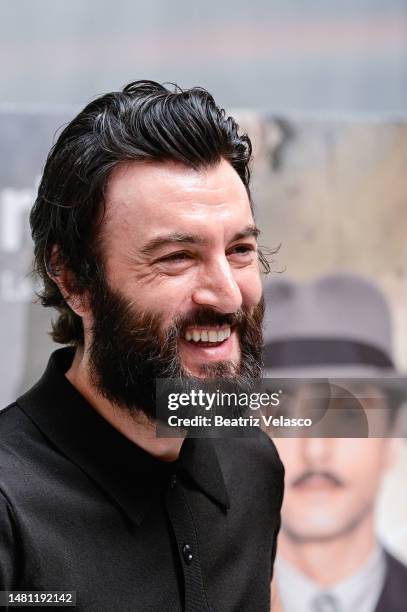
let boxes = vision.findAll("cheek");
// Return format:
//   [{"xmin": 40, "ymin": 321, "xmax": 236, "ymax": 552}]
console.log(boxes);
[
  {"xmin": 150, "ymin": 286, "xmax": 198, "ymax": 332},
  {"xmin": 133, "ymin": 273, "xmax": 193, "ymax": 309},
  {"xmin": 349, "ymin": 438, "xmax": 385, "ymax": 481},
  {"xmin": 273, "ymin": 440, "xmax": 301, "ymax": 477},
  {"xmin": 237, "ymin": 267, "xmax": 262, "ymax": 307},
  {"xmin": 159, "ymin": 301, "xmax": 189, "ymax": 331},
  {"xmin": 335, "ymin": 440, "xmax": 387, "ymax": 483}
]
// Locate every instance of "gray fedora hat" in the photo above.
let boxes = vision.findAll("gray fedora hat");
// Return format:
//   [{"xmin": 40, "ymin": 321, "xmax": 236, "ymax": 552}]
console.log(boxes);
[{"xmin": 262, "ymin": 272, "xmax": 404, "ymax": 379}]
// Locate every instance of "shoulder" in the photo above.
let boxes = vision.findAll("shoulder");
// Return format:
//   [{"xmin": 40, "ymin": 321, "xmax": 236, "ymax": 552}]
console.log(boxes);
[
  {"xmin": 384, "ymin": 550, "xmax": 407, "ymax": 582},
  {"xmin": 212, "ymin": 429, "xmax": 284, "ymax": 508},
  {"xmin": 0, "ymin": 400, "xmax": 42, "ymax": 453},
  {"xmin": 214, "ymin": 428, "xmax": 284, "ymax": 472},
  {"xmin": 0, "ymin": 400, "xmax": 54, "ymax": 499},
  {"xmin": 375, "ymin": 549, "xmax": 407, "ymax": 612},
  {"xmin": 0, "ymin": 401, "xmax": 35, "ymax": 463}
]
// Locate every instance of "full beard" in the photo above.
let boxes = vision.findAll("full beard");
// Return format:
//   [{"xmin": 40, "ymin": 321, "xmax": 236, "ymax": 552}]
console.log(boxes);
[{"xmin": 87, "ymin": 274, "xmax": 264, "ymax": 422}]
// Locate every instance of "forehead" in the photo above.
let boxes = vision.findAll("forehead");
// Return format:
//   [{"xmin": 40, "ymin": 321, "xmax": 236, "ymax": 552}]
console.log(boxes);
[
  {"xmin": 102, "ymin": 158, "xmax": 253, "ymax": 241},
  {"xmin": 275, "ymin": 383, "xmax": 391, "ymax": 439}
]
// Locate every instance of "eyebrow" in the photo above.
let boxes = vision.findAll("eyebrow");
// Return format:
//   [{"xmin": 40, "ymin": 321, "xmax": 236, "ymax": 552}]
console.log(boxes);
[{"xmin": 140, "ymin": 224, "xmax": 260, "ymax": 255}]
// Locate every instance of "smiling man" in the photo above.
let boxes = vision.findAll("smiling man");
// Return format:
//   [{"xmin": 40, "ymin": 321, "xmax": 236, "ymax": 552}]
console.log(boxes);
[{"xmin": 0, "ymin": 81, "xmax": 284, "ymax": 611}]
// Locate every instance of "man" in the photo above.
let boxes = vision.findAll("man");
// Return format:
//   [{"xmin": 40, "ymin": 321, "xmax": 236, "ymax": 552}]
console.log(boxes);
[
  {"xmin": 263, "ymin": 273, "xmax": 407, "ymax": 612},
  {"xmin": 0, "ymin": 81, "xmax": 284, "ymax": 611}
]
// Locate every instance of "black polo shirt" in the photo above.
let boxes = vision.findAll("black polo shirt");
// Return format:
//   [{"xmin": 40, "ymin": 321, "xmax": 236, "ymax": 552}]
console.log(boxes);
[{"xmin": 0, "ymin": 348, "xmax": 284, "ymax": 611}]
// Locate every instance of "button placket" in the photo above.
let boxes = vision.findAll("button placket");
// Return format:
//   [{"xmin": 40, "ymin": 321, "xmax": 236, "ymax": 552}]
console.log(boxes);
[
  {"xmin": 165, "ymin": 472, "xmax": 211, "ymax": 612},
  {"xmin": 182, "ymin": 543, "xmax": 193, "ymax": 565}
]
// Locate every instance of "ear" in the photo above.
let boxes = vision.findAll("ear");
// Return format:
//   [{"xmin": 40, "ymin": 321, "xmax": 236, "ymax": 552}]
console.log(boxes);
[{"xmin": 46, "ymin": 245, "xmax": 89, "ymax": 317}]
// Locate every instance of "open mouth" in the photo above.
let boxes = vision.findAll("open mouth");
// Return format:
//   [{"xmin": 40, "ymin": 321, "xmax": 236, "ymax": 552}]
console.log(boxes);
[
  {"xmin": 183, "ymin": 325, "xmax": 232, "ymax": 348},
  {"xmin": 178, "ymin": 324, "xmax": 239, "ymax": 368}
]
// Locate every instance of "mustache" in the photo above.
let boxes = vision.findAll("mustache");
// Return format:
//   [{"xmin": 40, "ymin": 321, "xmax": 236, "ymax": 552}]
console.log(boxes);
[
  {"xmin": 174, "ymin": 307, "xmax": 244, "ymax": 333},
  {"xmin": 291, "ymin": 470, "xmax": 345, "ymax": 488}
]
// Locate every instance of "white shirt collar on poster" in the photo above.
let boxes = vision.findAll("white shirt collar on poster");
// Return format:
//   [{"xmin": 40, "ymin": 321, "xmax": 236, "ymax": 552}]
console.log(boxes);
[{"xmin": 276, "ymin": 543, "xmax": 386, "ymax": 612}]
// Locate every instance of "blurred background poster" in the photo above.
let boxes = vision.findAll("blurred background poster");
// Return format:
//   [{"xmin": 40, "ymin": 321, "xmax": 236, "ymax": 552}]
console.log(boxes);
[{"xmin": 1, "ymin": 1, "xmax": 406, "ymax": 610}]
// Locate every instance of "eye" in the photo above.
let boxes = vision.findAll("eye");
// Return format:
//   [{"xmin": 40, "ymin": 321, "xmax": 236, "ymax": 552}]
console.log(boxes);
[
  {"xmin": 233, "ymin": 245, "xmax": 253, "ymax": 253},
  {"xmin": 159, "ymin": 251, "xmax": 192, "ymax": 263},
  {"xmin": 228, "ymin": 244, "xmax": 257, "ymax": 259}
]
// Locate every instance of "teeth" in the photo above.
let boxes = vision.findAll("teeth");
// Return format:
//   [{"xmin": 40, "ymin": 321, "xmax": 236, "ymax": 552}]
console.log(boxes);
[{"xmin": 184, "ymin": 327, "xmax": 231, "ymax": 343}]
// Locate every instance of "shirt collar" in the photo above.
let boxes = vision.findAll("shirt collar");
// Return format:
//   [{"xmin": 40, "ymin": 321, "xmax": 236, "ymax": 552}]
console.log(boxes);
[
  {"xmin": 331, "ymin": 544, "xmax": 386, "ymax": 611},
  {"xmin": 16, "ymin": 347, "xmax": 230, "ymax": 525},
  {"xmin": 178, "ymin": 437, "xmax": 230, "ymax": 509},
  {"xmin": 276, "ymin": 544, "xmax": 386, "ymax": 612}
]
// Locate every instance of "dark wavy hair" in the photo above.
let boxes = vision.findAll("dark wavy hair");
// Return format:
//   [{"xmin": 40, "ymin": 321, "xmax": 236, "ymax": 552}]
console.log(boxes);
[{"xmin": 30, "ymin": 79, "xmax": 259, "ymax": 346}]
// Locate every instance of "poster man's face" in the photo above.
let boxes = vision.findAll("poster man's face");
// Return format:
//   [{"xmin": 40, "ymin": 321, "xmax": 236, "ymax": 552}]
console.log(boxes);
[
  {"xmin": 274, "ymin": 391, "xmax": 397, "ymax": 542},
  {"xmin": 84, "ymin": 158, "xmax": 264, "ymax": 414}
]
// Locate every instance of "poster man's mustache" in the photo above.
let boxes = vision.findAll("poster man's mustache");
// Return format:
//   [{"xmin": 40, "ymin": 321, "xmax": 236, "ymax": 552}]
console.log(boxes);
[{"xmin": 292, "ymin": 470, "xmax": 345, "ymax": 488}]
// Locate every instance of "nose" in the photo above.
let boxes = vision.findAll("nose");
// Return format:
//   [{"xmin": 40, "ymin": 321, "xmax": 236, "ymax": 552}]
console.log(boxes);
[
  {"xmin": 191, "ymin": 257, "xmax": 243, "ymax": 313},
  {"xmin": 300, "ymin": 437, "xmax": 333, "ymax": 466}
]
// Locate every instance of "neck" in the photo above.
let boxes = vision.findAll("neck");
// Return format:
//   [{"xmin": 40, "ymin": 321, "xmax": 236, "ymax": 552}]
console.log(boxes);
[
  {"xmin": 278, "ymin": 514, "xmax": 376, "ymax": 586},
  {"xmin": 65, "ymin": 346, "xmax": 184, "ymax": 462}
]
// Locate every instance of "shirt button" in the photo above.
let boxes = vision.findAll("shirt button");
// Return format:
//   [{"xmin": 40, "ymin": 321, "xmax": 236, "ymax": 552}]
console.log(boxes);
[
  {"xmin": 182, "ymin": 543, "xmax": 193, "ymax": 565},
  {"xmin": 170, "ymin": 473, "xmax": 177, "ymax": 488}
]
